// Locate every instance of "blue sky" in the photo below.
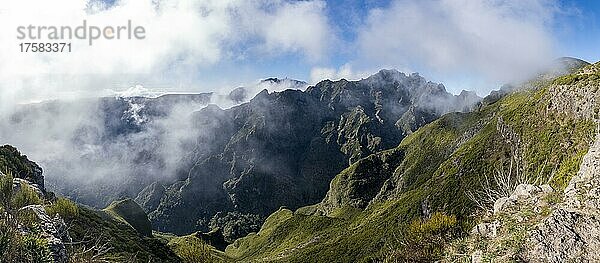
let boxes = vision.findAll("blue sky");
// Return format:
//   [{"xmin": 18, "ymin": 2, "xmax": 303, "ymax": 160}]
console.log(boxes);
[
  {"xmin": 554, "ymin": 0, "xmax": 600, "ymax": 62},
  {"xmin": 1, "ymin": 0, "xmax": 599, "ymax": 104}
]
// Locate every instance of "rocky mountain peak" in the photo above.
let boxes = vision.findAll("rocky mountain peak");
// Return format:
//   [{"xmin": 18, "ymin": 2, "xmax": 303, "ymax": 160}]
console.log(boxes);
[{"xmin": 0, "ymin": 145, "xmax": 45, "ymax": 191}]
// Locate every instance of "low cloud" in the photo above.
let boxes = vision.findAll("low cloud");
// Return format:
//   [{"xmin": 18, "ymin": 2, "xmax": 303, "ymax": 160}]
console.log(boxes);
[
  {"xmin": 309, "ymin": 63, "xmax": 373, "ymax": 84},
  {"xmin": 0, "ymin": 0, "xmax": 332, "ymax": 107}
]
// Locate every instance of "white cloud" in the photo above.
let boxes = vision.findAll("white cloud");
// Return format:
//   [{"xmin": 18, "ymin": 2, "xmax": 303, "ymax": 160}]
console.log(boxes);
[
  {"xmin": 357, "ymin": 0, "xmax": 560, "ymax": 85},
  {"xmin": 0, "ymin": 0, "xmax": 332, "ymax": 107},
  {"xmin": 310, "ymin": 63, "xmax": 372, "ymax": 83},
  {"xmin": 257, "ymin": 1, "xmax": 332, "ymax": 61}
]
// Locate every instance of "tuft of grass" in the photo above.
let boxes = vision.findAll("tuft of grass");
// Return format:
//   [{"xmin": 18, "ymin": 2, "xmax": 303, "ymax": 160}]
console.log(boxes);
[
  {"xmin": 0, "ymin": 172, "xmax": 14, "ymax": 210},
  {"xmin": 387, "ymin": 212, "xmax": 460, "ymax": 262},
  {"xmin": 45, "ymin": 197, "xmax": 79, "ymax": 220},
  {"xmin": 12, "ymin": 182, "xmax": 43, "ymax": 209},
  {"xmin": 168, "ymin": 235, "xmax": 217, "ymax": 263}
]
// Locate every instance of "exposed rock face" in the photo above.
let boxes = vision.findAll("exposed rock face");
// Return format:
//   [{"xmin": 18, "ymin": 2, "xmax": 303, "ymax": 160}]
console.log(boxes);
[
  {"xmin": 19, "ymin": 205, "xmax": 71, "ymax": 263},
  {"xmin": 465, "ymin": 132, "xmax": 600, "ymax": 261},
  {"xmin": 527, "ymin": 209, "xmax": 600, "ymax": 262},
  {"xmin": 471, "ymin": 220, "xmax": 500, "ymax": 238},
  {"xmin": 523, "ymin": 132, "xmax": 600, "ymax": 262},
  {"xmin": 439, "ymin": 62, "xmax": 600, "ymax": 263},
  {"xmin": 564, "ymin": 133, "xmax": 600, "ymax": 211}
]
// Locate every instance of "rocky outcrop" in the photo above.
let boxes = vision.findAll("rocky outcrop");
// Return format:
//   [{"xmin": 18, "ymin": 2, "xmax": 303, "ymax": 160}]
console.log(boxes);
[
  {"xmin": 564, "ymin": 132, "xmax": 600, "ymax": 211},
  {"xmin": 527, "ymin": 209, "xmax": 600, "ymax": 262},
  {"xmin": 522, "ymin": 131, "xmax": 600, "ymax": 262},
  {"xmin": 19, "ymin": 205, "xmax": 71, "ymax": 263},
  {"xmin": 0, "ymin": 145, "xmax": 45, "ymax": 191},
  {"xmin": 464, "ymin": 131, "xmax": 600, "ymax": 262}
]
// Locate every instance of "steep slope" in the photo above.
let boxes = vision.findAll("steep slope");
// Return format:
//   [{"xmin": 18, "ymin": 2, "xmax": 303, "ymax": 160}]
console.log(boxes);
[
  {"xmin": 224, "ymin": 62, "xmax": 598, "ymax": 262},
  {"xmin": 0, "ymin": 146, "xmax": 181, "ymax": 262},
  {"xmin": 444, "ymin": 61, "xmax": 600, "ymax": 262},
  {"xmin": 143, "ymin": 70, "xmax": 480, "ymax": 238}
]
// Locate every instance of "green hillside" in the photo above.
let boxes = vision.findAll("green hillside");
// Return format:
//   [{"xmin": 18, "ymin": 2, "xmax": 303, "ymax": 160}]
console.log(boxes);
[
  {"xmin": 224, "ymin": 62, "xmax": 600, "ymax": 262},
  {"xmin": 103, "ymin": 198, "xmax": 153, "ymax": 237}
]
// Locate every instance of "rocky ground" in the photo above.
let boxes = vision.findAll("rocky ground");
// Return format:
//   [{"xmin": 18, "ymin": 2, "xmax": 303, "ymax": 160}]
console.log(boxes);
[{"xmin": 451, "ymin": 129, "xmax": 600, "ymax": 262}]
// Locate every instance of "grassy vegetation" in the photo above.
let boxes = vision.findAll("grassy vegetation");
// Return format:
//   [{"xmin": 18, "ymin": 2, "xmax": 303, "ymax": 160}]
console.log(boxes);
[
  {"xmin": 67, "ymin": 206, "xmax": 180, "ymax": 262},
  {"xmin": 168, "ymin": 234, "xmax": 230, "ymax": 263},
  {"xmin": 0, "ymin": 145, "xmax": 42, "ymax": 185},
  {"xmin": 384, "ymin": 212, "xmax": 460, "ymax": 262},
  {"xmin": 553, "ymin": 72, "xmax": 600, "ymax": 85},
  {"xmin": 45, "ymin": 197, "xmax": 79, "ymax": 220},
  {"xmin": 12, "ymin": 182, "xmax": 43, "ymax": 209},
  {"xmin": 103, "ymin": 198, "xmax": 153, "ymax": 237},
  {"xmin": 0, "ymin": 172, "xmax": 53, "ymax": 263}
]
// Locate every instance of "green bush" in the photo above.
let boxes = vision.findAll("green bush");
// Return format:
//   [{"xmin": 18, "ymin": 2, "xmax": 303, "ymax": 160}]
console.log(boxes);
[
  {"xmin": 21, "ymin": 234, "xmax": 53, "ymax": 263},
  {"xmin": 0, "ymin": 216, "xmax": 53, "ymax": 263},
  {"xmin": 0, "ymin": 218, "xmax": 15, "ymax": 257},
  {"xmin": 385, "ymin": 212, "xmax": 460, "ymax": 262},
  {"xmin": 0, "ymin": 172, "xmax": 13, "ymax": 210},
  {"xmin": 46, "ymin": 197, "xmax": 79, "ymax": 220},
  {"xmin": 17, "ymin": 209, "xmax": 41, "ymax": 232},
  {"xmin": 12, "ymin": 182, "xmax": 43, "ymax": 209},
  {"xmin": 0, "ymin": 146, "xmax": 41, "ymax": 184}
]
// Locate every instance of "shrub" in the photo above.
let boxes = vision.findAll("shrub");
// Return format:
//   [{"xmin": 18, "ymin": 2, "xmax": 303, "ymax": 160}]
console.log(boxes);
[
  {"xmin": 0, "ymin": 217, "xmax": 15, "ymax": 257},
  {"xmin": 408, "ymin": 212, "xmax": 458, "ymax": 237},
  {"xmin": 0, "ymin": 172, "xmax": 13, "ymax": 210},
  {"xmin": 384, "ymin": 212, "xmax": 460, "ymax": 262},
  {"xmin": 21, "ymin": 234, "xmax": 53, "ymax": 263},
  {"xmin": 17, "ymin": 208, "xmax": 41, "ymax": 232},
  {"xmin": 12, "ymin": 182, "xmax": 43, "ymax": 209},
  {"xmin": 46, "ymin": 197, "xmax": 79, "ymax": 220},
  {"xmin": 0, "ymin": 216, "xmax": 52, "ymax": 263}
]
